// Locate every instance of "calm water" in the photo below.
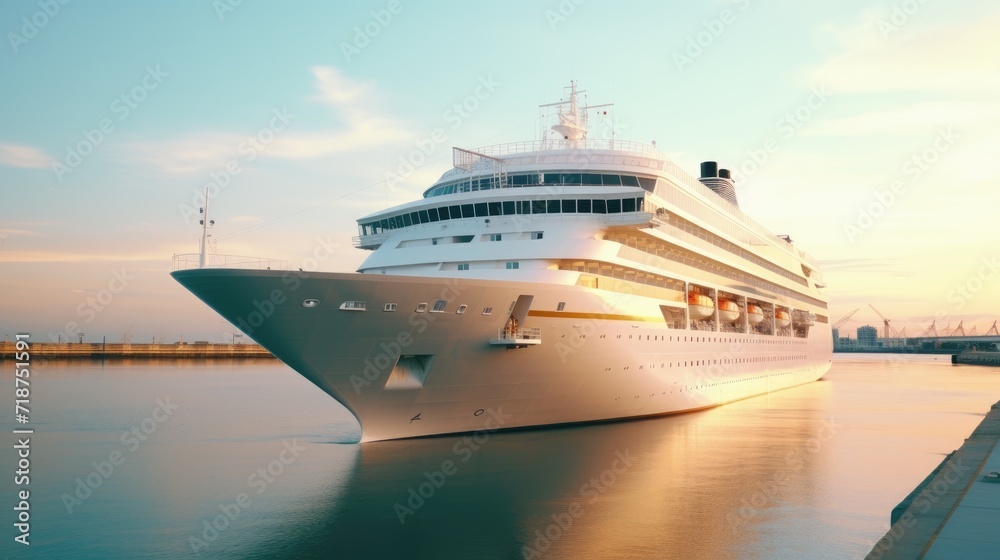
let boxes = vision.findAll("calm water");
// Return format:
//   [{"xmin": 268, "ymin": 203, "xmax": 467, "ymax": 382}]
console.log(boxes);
[{"xmin": 3, "ymin": 354, "xmax": 998, "ymax": 559}]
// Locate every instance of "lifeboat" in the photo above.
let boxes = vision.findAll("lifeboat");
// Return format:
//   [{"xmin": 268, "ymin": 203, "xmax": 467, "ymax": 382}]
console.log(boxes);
[
  {"xmin": 775, "ymin": 308, "xmax": 791, "ymax": 328},
  {"xmin": 688, "ymin": 291, "xmax": 715, "ymax": 320},
  {"xmin": 718, "ymin": 299, "xmax": 740, "ymax": 323},
  {"xmin": 747, "ymin": 303, "xmax": 764, "ymax": 325}
]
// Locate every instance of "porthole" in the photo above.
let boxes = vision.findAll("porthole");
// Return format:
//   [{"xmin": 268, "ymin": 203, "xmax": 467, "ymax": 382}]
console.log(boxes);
[{"xmin": 302, "ymin": 299, "xmax": 320, "ymax": 308}]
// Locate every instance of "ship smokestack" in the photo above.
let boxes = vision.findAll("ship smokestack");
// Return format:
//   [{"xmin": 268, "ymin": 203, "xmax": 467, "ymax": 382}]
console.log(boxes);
[{"xmin": 698, "ymin": 161, "xmax": 739, "ymax": 207}]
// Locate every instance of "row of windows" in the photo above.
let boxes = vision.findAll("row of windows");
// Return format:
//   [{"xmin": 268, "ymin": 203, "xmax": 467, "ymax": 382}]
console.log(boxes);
[
  {"xmin": 424, "ymin": 172, "xmax": 657, "ymax": 198},
  {"xmin": 360, "ymin": 197, "xmax": 645, "ymax": 236}
]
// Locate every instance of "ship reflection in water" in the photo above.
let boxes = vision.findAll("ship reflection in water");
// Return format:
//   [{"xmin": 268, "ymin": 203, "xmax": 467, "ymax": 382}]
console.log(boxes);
[
  {"xmin": 15, "ymin": 355, "xmax": 999, "ymax": 559},
  {"xmin": 314, "ymin": 391, "xmax": 831, "ymax": 560}
]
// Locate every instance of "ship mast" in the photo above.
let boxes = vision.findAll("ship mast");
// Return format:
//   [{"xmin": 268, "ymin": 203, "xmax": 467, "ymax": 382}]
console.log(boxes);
[
  {"xmin": 539, "ymin": 81, "xmax": 613, "ymax": 149},
  {"xmin": 198, "ymin": 187, "xmax": 215, "ymax": 268}
]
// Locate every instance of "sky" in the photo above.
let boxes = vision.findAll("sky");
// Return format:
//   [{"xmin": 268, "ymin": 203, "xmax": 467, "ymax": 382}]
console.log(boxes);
[{"xmin": 1, "ymin": 0, "xmax": 998, "ymax": 344}]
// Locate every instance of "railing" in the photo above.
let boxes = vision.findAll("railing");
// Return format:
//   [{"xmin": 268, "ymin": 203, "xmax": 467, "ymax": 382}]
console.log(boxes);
[
  {"xmin": 495, "ymin": 327, "xmax": 542, "ymax": 341},
  {"xmin": 474, "ymin": 139, "xmax": 665, "ymax": 160},
  {"xmin": 172, "ymin": 253, "xmax": 289, "ymax": 271}
]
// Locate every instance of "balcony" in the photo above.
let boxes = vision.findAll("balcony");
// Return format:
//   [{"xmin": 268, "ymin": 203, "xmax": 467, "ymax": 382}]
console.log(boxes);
[{"xmin": 490, "ymin": 327, "xmax": 542, "ymax": 348}]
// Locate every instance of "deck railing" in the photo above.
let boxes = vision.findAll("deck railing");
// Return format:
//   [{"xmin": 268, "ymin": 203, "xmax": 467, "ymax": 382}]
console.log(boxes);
[{"xmin": 172, "ymin": 253, "xmax": 288, "ymax": 271}]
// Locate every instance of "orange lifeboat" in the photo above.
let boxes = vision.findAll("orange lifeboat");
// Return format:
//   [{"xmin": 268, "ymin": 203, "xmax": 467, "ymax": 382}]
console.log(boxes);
[
  {"xmin": 747, "ymin": 303, "xmax": 764, "ymax": 325},
  {"xmin": 688, "ymin": 291, "xmax": 715, "ymax": 320},
  {"xmin": 718, "ymin": 299, "xmax": 740, "ymax": 323},
  {"xmin": 775, "ymin": 308, "xmax": 791, "ymax": 328}
]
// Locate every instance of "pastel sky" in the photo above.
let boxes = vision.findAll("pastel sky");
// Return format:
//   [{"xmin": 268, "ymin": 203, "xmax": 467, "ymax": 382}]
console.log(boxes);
[{"xmin": 1, "ymin": 0, "xmax": 998, "ymax": 343}]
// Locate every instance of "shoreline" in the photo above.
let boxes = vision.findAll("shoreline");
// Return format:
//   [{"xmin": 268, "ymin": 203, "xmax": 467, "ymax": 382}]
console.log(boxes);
[{"xmin": 1, "ymin": 341, "xmax": 275, "ymax": 360}]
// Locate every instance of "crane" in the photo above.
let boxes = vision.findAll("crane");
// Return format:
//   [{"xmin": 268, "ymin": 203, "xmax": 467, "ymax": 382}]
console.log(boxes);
[
  {"xmin": 968, "ymin": 325, "xmax": 978, "ymax": 336},
  {"xmin": 897, "ymin": 327, "xmax": 907, "ymax": 338},
  {"xmin": 987, "ymin": 321, "xmax": 999, "ymax": 336},
  {"xmin": 833, "ymin": 308, "xmax": 860, "ymax": 330},
  {"xmin": 868, "ymin": 304, "xmax": 898, "ymax": 339},
  {"xmin": 921, "ymin": 320, "xmax": 938, "ymax": 337},
  {"xmin": 948, "ymin": 321, "xmax": 965, "ymax": 337}
]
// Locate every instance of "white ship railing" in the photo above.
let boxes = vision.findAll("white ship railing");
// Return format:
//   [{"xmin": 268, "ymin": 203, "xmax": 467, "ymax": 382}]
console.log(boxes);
[
  {"xmin": 475, "ymin": 139, "xmax": 665, "ymax": 160},
  {"xmin": 490, "ymin": 327, "xmax": 542, "ymax": 346},
  {"xmin": 172, "ymin": 253, "xmax": 288, "ymax": 271}
]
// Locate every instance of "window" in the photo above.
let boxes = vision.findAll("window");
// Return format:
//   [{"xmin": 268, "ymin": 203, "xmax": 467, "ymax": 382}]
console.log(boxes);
[
  {"xmin": 474, "ymin": 203, "xmax": 488, "ymax": 217},
  {"xmin": 438, "ymin": 206, "xmax": 451, "ymax": 220},
  {"xmin": 531, "ymin": 232, "xmax": 543, "ymax": 240},
  {"xmin": 488, "ymin": 202, "xmax": 502, "ymax": 216},
  {"xmin": 505, "ymin": 262, "xmax": 519, "ymax": 270},
  {"xmin": 432, "ymin": 300, "xmax": 447, "ymax": 313},
  {"xmin": 562, "ymin": 199, "xmax": 576, "ymax": 213},
  {"xmin": 502, "ymin": 201, "xmax": 515, "ymax": 215},
  {"xmin": 578, "ymin": 199, "xmax": 592, "ymax": 213},
  {"xmin": 592, "ymin": 199, "xmax": 607, "ymax": 214},
  {"xmin": 383, "ymin": 303, "xmax": 397, "ymax": 312},
  {"xmin": 490, "ymin": 233, "xmax": 502, "ymax": 242},
  {"xmin": 340, "ymin": 301, "xmax": 367, "ymax": 311},
  {"xmin": 482, "ymin": 307, "xmax": 493, "ymax": 315},
  {"xmin": 607, "ymin": 199, "xmax": 622, "ymax": 213},
  {"xmin": 547, "ymin": 200, "xmax": 561, "ymax": 213},
  {"xmin": 457, "ymin": 263, "xmax": 469, "ymax": 270},
  {"xmin": 531, "ymin": 200, "xmax": 546, "ymax": 214},
  {"xmin": 415, "ymin": 303, "xmax": 428, "ymax": 313},
  {"xmin": 622, "ymin": 198, "xmax": 637, "ymax": 212},
  {"xmin": 457, "ymin": 304, "xmax": 468, "ymax": 314},
  {"xmin": 557, "ymin": 302, "xmax": 566, "ymax": 311},
  {"xmin": 461, "ymin": 204, "xmax": 475, "ymax": 218}
]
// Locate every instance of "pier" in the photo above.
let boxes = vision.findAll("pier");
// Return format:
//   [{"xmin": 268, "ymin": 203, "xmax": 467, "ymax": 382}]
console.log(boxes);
[
  {"xmin": 867, "ymin": 400, "xmax": 1000, "ymax": 559},
  {"xmin": 0, "ymin": 341, "xmax": 275, "ymax": 360}
]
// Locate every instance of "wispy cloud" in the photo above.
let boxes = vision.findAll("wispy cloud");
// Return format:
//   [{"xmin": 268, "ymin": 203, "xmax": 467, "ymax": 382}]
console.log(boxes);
[
  {"xmin": 0, "ymin": 143, "xmax": 56, "ymax": 169},
  {"xmin": 808, "ymin": 101, "xmax": 1000, "ymax": 136},
  {"xmin": 810, "ymin": 11, "xmax": 1000, "ymax": 95},
  {"xmin": 118, "ymin": 66, "xmax": 414, "ymax": 175}
]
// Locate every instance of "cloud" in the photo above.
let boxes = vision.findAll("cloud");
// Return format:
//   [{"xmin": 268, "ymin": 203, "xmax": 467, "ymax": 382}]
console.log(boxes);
[
  {"xmin": 810, "ymin": 11, "xmax": 1000, "ymax": 95},
  {"xmin": 0, "ymin": 143, "xmax": 55, "ymax": 169},
  {"xmin": 119, "ymin": 66, "xmax": 414, "ymax": 175},
  {"xmin": 808, "ymin": 101, "xmax": 1000, "ymax": 137}
]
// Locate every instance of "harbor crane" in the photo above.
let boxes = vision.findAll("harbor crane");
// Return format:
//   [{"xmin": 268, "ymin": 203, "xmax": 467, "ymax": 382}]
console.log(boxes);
[
  {"xmin": 833, "ymin": 308, "xmax": 860, "ymax": 330},
  {"xmin": 987, "ymin": 321, "xmax": 999, "ymax": 336},
  {"xmin": 948, "ymin": 321, "xmax": 966, "ymax": 337},
  {"xmin": 868, "ymin": 304, "xmax": 899, "ymax": 338},
  {"xmin": 921, "ymin": 320, "xmax": 938, "ymax": 337}
]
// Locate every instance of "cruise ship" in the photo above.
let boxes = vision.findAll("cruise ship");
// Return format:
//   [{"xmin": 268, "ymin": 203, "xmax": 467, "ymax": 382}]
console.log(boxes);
[{"xmin": 172, "ymin": 83, "xmax": 832, "ymax": 442}]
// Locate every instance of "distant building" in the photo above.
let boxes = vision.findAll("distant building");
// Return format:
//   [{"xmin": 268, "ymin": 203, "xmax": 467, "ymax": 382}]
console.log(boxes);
[
  {"xmin": 832, "ymin": 327, "xmax": 840, "ymax": 342},
  {"xmin": 857, "ymin": 325, "xmax": 878, "ymax": 347}
]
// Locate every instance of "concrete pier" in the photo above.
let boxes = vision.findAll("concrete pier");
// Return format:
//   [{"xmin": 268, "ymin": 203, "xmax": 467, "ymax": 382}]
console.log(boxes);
[
  {"xmin": 867, "ymin": 400, "xmax": 1000, "ymax": 559},
  {"xmin": 0, "ymin": 341, "xmax": 275, "ymax": 359},
  {"xmin": 952, "ymin": 351, "xmax": 1000, "ymax": 367}
]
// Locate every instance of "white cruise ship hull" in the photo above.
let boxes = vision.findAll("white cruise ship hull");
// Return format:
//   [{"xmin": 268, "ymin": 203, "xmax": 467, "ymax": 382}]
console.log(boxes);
[{"xmin": 173, "ymin": 268, "xmax": 832, "ymax": 442}]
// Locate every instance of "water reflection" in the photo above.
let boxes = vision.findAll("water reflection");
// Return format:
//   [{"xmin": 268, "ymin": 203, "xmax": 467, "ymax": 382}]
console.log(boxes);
[{"xmin": 271, "ymin": 380, "xmax": 832, "ymax": 560}]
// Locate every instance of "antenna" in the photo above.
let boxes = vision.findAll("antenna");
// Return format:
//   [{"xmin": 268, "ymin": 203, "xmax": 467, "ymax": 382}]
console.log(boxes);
[{"xmin": 198, "ymin": 187, "xmax": 216, "ymax": 268}]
